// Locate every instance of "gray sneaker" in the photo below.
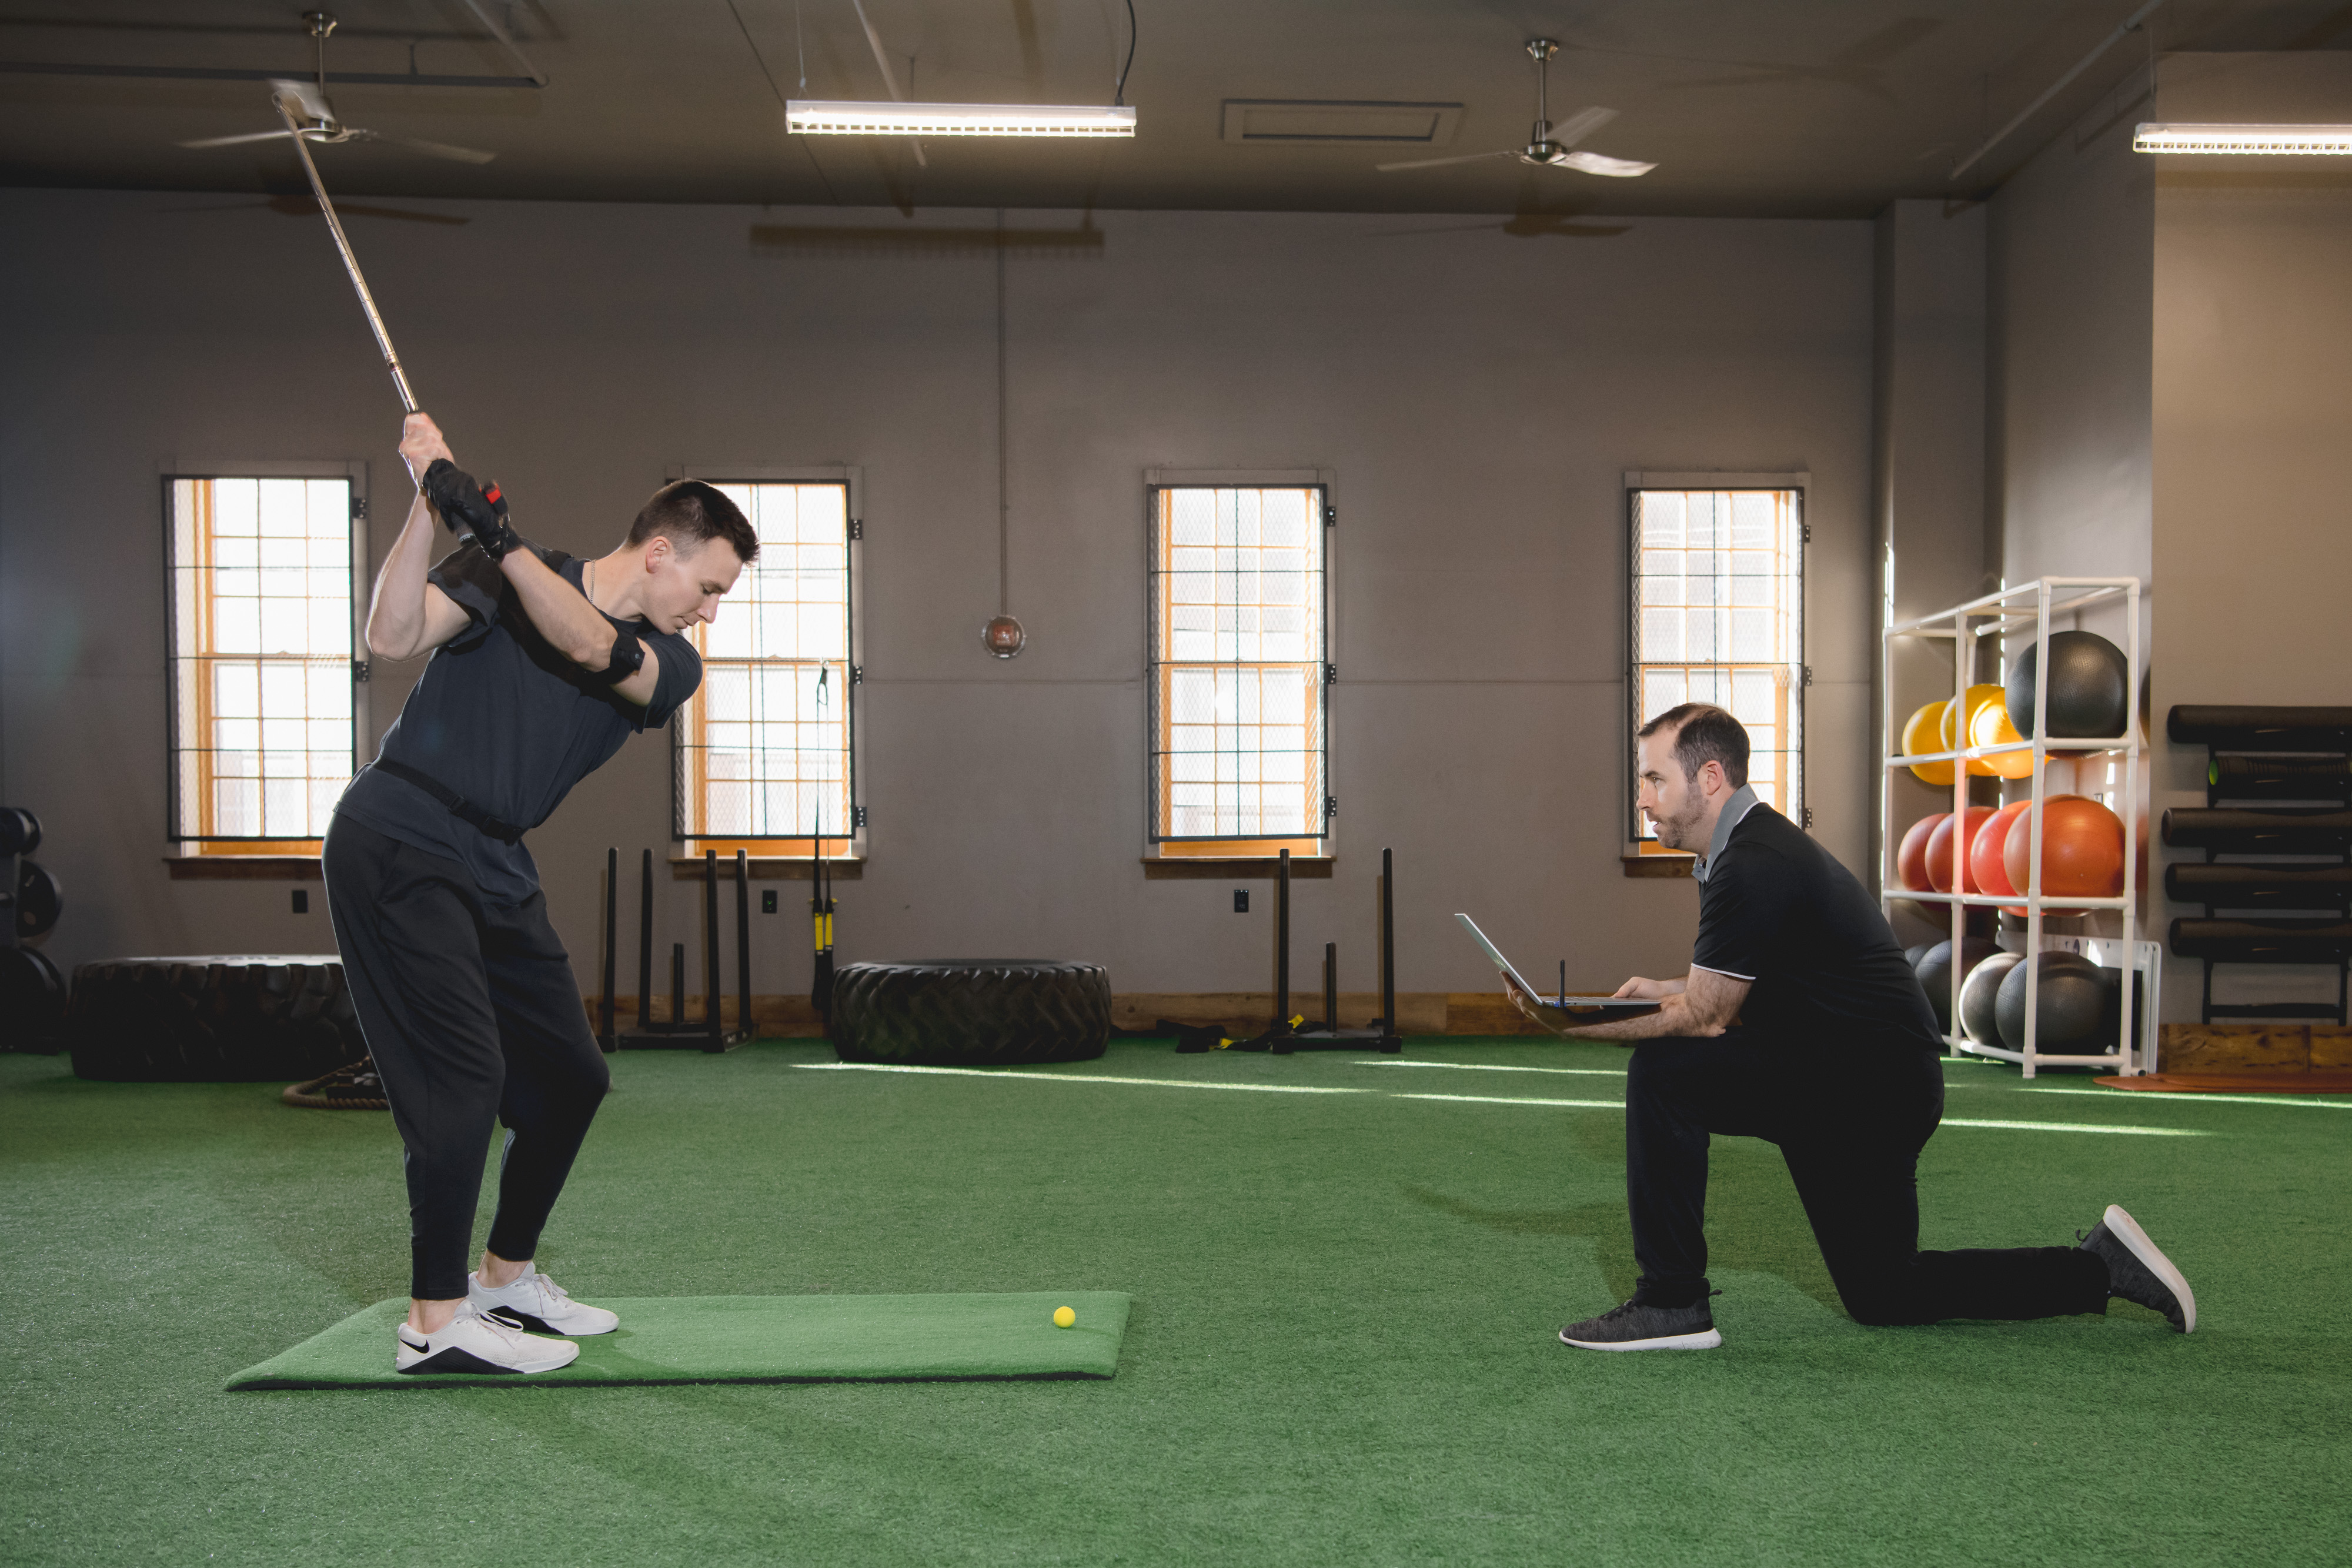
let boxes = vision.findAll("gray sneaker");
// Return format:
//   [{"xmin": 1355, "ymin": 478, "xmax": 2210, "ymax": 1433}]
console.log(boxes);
[
  {"xmin": 2078, "ymin": 1203, "xmax": 2196, "ymax": 1333},
  {"xmin": 1559, "ymin": 1298, "xmax": 1722, "ymax": 1351}
]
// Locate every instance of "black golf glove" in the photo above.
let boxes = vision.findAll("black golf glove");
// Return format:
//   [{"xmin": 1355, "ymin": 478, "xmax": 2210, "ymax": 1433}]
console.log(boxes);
[{"xmin": 422, "ymin": 458, "xmax": 522, "ymax": 561}]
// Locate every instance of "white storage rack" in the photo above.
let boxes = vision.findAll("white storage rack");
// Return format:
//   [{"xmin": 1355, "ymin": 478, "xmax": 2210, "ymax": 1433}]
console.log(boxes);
[{"xmin": 1881, "ymin": 577, "xmax": 2154, "ymax": 1078}]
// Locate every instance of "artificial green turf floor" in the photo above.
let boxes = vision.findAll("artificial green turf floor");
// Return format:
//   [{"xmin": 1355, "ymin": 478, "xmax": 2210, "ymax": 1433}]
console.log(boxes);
[
  {"xmin": 227, "ymin": 1292, "xmax": 1131, "ymax": 1389},
  {"xmin": 4, "ymin": 1039, "xmax": 2347, "ymax": 1566}
]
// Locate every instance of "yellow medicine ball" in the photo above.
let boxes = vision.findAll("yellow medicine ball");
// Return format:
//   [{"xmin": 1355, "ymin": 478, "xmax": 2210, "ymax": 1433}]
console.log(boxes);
[
  {"xmin": 1942, "ymin": 684, "xmax": 2009, "ymax": 777},
  {"xmin": 1967, "ymin": 696, "xmax": 2036, "ymax": 779},
  {"xmin": 1902, "ymin": 701, "xmax": 1955, "ymax": 785}
]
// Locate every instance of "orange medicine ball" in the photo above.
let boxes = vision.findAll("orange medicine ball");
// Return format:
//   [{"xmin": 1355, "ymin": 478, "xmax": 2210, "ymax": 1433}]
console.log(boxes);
[
  {"xmin": 1926, "ymin": 805, "xmax": 1997, "ymax": 894},
  {"xmin": 1896, "ymin": 813, "xmax": 1947, "ymax": 892},
  {"xmin": 2002, "ymin": 794, "xmax": 2126, "ymax": 912},
  {"xmin": 1970, "ymin": 800, "xmax": 2034, "ymax": 911}
]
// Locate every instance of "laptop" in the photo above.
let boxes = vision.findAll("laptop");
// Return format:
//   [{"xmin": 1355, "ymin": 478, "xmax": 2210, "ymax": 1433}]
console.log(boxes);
[{"xmin": 1454, "ymin": 913, "xmax": 1662, "ymax": 1021}]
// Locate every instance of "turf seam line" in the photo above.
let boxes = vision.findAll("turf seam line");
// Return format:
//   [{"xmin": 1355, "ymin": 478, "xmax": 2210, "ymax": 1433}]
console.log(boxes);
[
  {"xmin": 794, "ymin": 1064, "xmax": 1367, "ymax": 1094},
  {"xmin": 1937, "ymin": 1118, "xmax": 2213, "ymax": 1136},
  {"xmin": 1998, "ymin": 1086, "xmax": 2352, "ymax": 1109},
  {"xmin": 1390, "ymin": 1093, "xmax": 1627, "ymax": 1109},
  {"xmin": 1350, "ymin": 1061, "xmax": 1627, "ymax": 1077}
]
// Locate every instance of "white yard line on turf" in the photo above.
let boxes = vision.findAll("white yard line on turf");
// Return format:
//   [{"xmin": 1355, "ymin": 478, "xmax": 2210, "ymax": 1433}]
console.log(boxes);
[
  {"xmin": 1391, "ymin": 1093, "xmax": 1625, "ymax": 1109},
  {"xmin": 1352, "ymin": 1061, "xmax": 1626, "ymax": 1077},
  {"xmin": 1938, "ymin": 1118, "xmax": 2211, "ymax": 1137},
  {"xmin": 794, "ymin": 1063, "xmax": 1366, "ymax": 1095},
  {"xmin": 793, "ymin": 1066, "xmax": 2218, "ymax": 1130},
  {"xmin": 2004, "ymin": 1087, "xmax": 2352, "ymax": 1110}
]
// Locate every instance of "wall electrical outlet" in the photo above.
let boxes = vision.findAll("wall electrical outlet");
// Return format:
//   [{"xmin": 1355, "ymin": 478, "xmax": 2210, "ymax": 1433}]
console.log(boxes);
[{"xmin": 1234, "ymin": 890, "xmax": 1248, "ymax": 913}]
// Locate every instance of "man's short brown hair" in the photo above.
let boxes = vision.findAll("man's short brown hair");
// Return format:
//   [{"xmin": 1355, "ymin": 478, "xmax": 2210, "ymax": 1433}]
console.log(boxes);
[
  {"xmin": 1638, "ymin": 703, "xmax": 1750, "ymax": 788},
  {"xmin": 626, "ymin": 480, "xmax": 758, "ymax": 564}
]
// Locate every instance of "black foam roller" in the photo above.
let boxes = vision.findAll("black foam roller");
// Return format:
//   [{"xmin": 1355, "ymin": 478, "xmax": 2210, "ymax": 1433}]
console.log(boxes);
[
  {"xmin": 2161, "ymin": 808, "xmax": 2352, "ymax": 854},
  {"xmin": 2165, "ymin": 864, "xmax": 2352, "ymax": 910},
  {"xmin": 2169, "ymin": 706, "xmax": 2352, "ymax": 749},
  {"xmin": 2168, "ymin": 919, "xmax": 2352, "ymax": 963}
]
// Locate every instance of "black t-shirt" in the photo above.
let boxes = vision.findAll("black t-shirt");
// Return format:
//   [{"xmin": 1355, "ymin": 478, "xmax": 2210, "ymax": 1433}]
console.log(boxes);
[
  {"xmin": 1692, "ymin": 804, "xmax": 1941, "ymax": 1049},
  {"xmin": 333, "ymin": 541, "xmax": 701, "ymax": 904}
]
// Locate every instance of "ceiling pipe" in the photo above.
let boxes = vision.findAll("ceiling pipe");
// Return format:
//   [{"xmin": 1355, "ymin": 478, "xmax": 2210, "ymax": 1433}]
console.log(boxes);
[{"xmin": 1949, "ymin": 0, "xmax": 2167, "ymax": 183}]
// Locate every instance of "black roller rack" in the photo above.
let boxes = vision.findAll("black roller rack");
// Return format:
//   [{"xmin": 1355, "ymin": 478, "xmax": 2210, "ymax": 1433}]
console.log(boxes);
[
  {"xmin": 1267, "ymin": 846, "xmax": 1405, "ymax": 1055},
  {"xmin": 598, "ymin": 847, "xmax": 753, "ymax": 1052},
  {"xmin": 2163, "ymin": 706, "xmax": 2352, "ymax": 1027}
]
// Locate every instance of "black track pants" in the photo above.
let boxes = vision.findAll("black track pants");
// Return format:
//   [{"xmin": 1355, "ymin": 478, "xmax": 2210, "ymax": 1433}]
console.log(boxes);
[
  {"xmin": 323, "ymin": 816, "xmax": 610, "ymax": 1301},
  {"xmin": 1623, "ymin": 1033, "xmax": 2110, "ymax": 1325}
]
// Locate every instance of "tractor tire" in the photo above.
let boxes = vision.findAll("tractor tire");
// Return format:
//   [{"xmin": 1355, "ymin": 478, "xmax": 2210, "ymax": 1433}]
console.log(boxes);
[
  {"xmin": 830, "ymin": 961, "xmax": 1111, "ymax": 1066},
  {"xmin": 67, "ymin": 955, "xmax": 367, "ymax": 1083}
]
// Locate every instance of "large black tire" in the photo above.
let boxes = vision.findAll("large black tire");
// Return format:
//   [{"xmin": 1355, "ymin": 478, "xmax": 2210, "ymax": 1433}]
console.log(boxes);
[
  {"xmin": 830, "ymin": 961, "xmax": 1111, "ymax": 1065},
  {"xmin": 67, "ymin": 955, "xmax": 366, "ymax": 1083}
]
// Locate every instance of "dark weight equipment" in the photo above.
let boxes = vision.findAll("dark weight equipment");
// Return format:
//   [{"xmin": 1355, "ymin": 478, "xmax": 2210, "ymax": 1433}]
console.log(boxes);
[
  {"xmin": 597, "ymin": 847, "xmax": 752, "ymax": 1052},
  {"xmin": 1271, "ymin": 847, "xmax": 1404, "ymax": 1054},
  {"xmin": 0, "ymin": 805, "xmax": 39, "ymax": 856},
  {"xmin": 1959, "ymin": 951, "xmax": 2023, "ymax": 1045},
  {"xmin": 1903, "ymin": 942, "xmax": 1935, "ymax": 974},
  {"xmin": 1914, "ymin": 937, "xmax": 1999, "ymax": 1035},
  {"xmin": 16, "ymin": 860, "xmax": 62, "ymax": 941},
  {"xmin": 1, "ymin": 945, "xmax": 68, "ymax": 1052},
  {"xmin": 2006, "ymin": 630, "xmax": 2129, "ymax": 741},
  {"xmin": 1994, "ymin": 952, "xmax": 2112, "ymax": 1054}
]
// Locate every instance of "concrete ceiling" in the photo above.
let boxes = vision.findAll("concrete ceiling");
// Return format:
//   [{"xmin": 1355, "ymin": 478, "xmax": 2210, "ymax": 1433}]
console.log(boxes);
[{"xmin": 4, "ymin": 1, "xmax": 2350, "ymax": 219}]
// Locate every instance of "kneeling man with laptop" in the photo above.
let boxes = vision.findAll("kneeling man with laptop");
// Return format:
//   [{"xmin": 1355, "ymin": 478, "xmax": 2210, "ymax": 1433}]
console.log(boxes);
[{"xmin": 1499, "ymin": 703, "xmax": 2194, "ymax": 1350}]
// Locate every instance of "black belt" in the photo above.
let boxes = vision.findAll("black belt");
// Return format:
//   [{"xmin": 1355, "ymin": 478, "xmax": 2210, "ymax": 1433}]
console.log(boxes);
[{"xmin": 372, "ymin": 760, "xmax": 526, "ymax": 845}]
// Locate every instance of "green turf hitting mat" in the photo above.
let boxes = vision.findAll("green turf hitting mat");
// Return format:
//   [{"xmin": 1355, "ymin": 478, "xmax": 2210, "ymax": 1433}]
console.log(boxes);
[{"xmin": 226, "ymin": 1291, "xmax": 1131, "ymax": 1390}]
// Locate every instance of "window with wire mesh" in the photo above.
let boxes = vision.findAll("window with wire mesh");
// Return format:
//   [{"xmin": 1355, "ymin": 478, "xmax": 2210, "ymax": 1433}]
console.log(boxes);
[
  {"xmin": 1148, "ymin": 486, "xmax": 1329, "ymax": 844},
  {"xmin": 674, "ymin": 482, "xmax": 854, "ymax": 850},
  {"xmin": 167, "ymin": 476, "xmax": 358, "ymax": 848},
  {"xmin": 1629, "ymin": 489, "xmax": 1804, "ymax": 841}
]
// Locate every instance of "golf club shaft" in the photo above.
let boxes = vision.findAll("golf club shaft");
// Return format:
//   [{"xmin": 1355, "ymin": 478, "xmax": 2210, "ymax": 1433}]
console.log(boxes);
[{"xmin": 276, "ymin": 95, "xmax": 419, "ymax": 413}]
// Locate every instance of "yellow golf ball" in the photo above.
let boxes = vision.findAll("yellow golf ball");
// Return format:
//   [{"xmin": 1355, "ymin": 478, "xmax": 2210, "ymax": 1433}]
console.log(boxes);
[{"xmin": 1052, "ymin": 1305, "xmax": 1076, "ymax": 1329}]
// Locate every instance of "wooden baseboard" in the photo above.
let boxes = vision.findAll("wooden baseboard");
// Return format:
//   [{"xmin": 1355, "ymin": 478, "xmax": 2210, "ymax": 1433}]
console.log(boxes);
[
  {"xmin": 2157, "ymin": 1023, "xmax": 2352, "ymax": 1072},
  {"xmin": 581, "ymin": 991, "xmax": 1551, "ymax": 1038}
]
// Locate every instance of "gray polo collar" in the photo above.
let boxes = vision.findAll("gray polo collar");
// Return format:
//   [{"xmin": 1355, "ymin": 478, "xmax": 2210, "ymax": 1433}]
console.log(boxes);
[{"xmin": 1690, "ymin": 784, "xmax": 1762, "ymax": 884}]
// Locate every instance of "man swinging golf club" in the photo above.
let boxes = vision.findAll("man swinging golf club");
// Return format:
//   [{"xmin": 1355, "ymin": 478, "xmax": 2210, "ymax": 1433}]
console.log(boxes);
[
  {"xmin": 326, "ymin": 412, "xmax": 754, "ymax": 1373},
  {"xmin": 1509, "ymin": 703, "xmax": 2195, "ymax": 1350}
]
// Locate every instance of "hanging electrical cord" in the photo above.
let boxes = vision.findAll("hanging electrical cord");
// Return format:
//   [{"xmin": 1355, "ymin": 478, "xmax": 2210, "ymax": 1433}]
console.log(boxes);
[
  {"xmin": 1115, "ymin": 0, "xmax": 1136, "ymax": 106},
  {"xmin": 997, "ymin": 205, "xmax": 1009, "ymax": 618}
]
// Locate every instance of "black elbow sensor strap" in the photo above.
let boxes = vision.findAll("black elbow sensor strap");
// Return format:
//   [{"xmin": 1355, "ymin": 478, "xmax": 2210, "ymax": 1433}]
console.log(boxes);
[{"xmin": 596, "ymin": 623, "xmax": 646, "ymax": 685}]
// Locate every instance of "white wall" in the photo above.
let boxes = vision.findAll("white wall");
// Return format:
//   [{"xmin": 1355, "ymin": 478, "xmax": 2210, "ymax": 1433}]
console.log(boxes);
[{"xmin": 0, "ymin": 190, "xmax": 1873, "ymax": 1003}]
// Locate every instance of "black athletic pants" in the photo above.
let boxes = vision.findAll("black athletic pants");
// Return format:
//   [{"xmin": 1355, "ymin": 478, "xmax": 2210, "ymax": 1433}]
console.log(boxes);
[
  {"xmin": 1625, "ymin": 1032, "xmax": 2110, "ymax": 1325},
  {"xmin": 323, "ymin": 816, "xmax": 610, "ymax": 1301}
]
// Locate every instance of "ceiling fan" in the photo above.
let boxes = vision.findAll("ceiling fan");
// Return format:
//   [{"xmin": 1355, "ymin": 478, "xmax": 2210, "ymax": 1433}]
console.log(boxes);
[
  {"xmin": 178, "ymin": 11, "xmax": 496, "ymax": 166},
  {"xmin": 1377, "ymin": 39, "xmax": 1653, "ymax": 180}
]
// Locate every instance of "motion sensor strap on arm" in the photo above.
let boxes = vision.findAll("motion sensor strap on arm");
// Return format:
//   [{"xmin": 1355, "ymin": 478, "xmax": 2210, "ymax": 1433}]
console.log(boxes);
[{"xmin": 595, "ymin": 624, "xmax": 646, "ymax": 685}]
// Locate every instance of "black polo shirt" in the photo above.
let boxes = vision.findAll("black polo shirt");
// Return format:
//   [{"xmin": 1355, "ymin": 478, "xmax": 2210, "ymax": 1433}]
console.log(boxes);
[
  {"xmin": 1692, "ymin": 798, "xmax": 1940, "ymax": 1049},
  {"xmin": 334, "ymin": 540, "xmax": 701, "ymax": 905}
]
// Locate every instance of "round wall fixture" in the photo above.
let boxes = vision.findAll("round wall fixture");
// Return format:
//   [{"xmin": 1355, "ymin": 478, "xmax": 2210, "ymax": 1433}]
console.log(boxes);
[{"xmin": 983, "ymin": 614, "xmax": 1026, "ymax": 658}]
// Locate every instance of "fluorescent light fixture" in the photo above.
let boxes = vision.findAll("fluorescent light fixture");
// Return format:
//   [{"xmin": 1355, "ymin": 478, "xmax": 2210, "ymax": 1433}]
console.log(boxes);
[
  {"xmin": 787, "ymin": 101, "xmax": 1135, "ymax": 138},
  {"xmin": 2133, "ymin": 122, "xmax": 2352, "ymax": 155}
]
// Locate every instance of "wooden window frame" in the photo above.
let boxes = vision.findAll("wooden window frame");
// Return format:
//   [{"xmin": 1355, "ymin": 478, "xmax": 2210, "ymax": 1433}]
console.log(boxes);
[
  {"xmin": 669, "ymin": 464, "xmax": 866, "ymax": 861},
  {"xmin": 1625, "ymin": 470, "xmax": 1809, "ymax": 850},
  {"xmin": 162, "ymin": 460, "xmax": 369, "ymax": 857},
  {"xmin": 1144, "ymin": 467, "xmax": 1335, "ymax": 857}
]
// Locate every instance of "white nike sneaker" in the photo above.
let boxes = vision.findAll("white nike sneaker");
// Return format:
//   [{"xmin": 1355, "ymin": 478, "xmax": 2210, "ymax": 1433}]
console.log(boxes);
[
  {"xmin": 395, "ymin": 1300, "xmax": 582, "ymax": 1375},
  {"xmin": 468, "ymin": 1266, "xmax": 620, "ymax": 1336}
]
